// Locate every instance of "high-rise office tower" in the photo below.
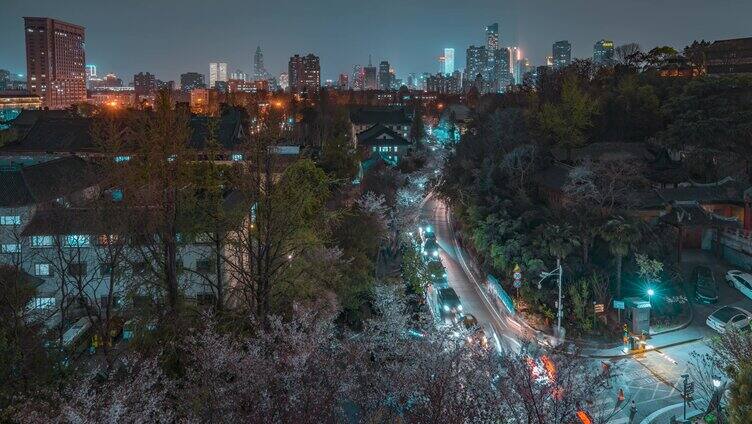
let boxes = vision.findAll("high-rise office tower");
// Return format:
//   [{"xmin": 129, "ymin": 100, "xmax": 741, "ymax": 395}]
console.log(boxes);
[
  {"xmin": 85, "ymin": 64, "xmax": 96, "ymax": 79},
  {"xmin": 443, "ymin": 48, "xmax": 455, "ymax": 75},
  {"xmin": 486, "ymin": 23, "xmax": 499, "ymax": 51},
  {"xmin": 180, "ymin": 72, "xmax": 205, "ymax": 91},
  {"xmin": 254, "ymin": 46, "xmax": 269, "ymax": 80},
  {"xmin": 24, "ymin": 17, "xmax": 86, "ymax": 109},
  {"xmin": 552, "ymin": 40, "xmax": 572, "ymax": 69},
  {"xmin": 301, "ymin": 54, "xmax": 320, "ymax": 93},
  {"xmin": 593, "ymin": 39, "xmax": 615, "ymax": 66},
  {"xmin": 209, "ymin": 62, "xmax": 228, "ymax": 88},
  {"xmin": 363, "ymin": 56, "xmax": 377, "ymax": 90},
  {"xmin": 466, "ymin": 45, "xmax": 487, "ymax": 82},
  {"xmin": 133, "ymin": 72, "xmax": 156, "ymax": 98},
  {"xmin": 378, "ymin": 60, "xmax": 391, "ymax": 90},
  {"xmin": 497, "ymin": 48, "xmax": 513, "ymax": 91},
  {"xmin": 352, "ymin": 65, "xmax": 364, "ymax": 90}
]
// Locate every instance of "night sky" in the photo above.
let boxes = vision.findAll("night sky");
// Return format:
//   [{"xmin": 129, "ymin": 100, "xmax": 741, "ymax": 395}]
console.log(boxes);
[{"xmin": 2, "ymin": 0, "xmax": 751, "ymax": 83}]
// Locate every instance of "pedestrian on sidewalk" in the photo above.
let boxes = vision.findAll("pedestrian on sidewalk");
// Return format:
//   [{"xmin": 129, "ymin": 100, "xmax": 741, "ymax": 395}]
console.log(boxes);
[
  {"xmin": 629, "ymin": 400, "xmax": 637, "ymax": 422},
  {"xmin": 601, "ymin": 361, "xmax": 612, "ymax": 388}
]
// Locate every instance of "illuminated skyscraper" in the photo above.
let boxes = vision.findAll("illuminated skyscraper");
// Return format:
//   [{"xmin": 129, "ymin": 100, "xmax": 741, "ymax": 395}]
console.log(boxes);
[
  {"xmin": 363, "ymin": 56, "xmax": 377, "ymax": 90},
  {"xmin": 552, "ymin": 40, "xmax": 572, "ymax": 69},
  {"xmin": 465, "ymin": 45, "xmax": 487, "ymax": 82},
  {"xmin": 337, "ymin": 73, "xmax": 349, "ymax": 90},
  {"xmin": 379, "ymin": 60, "xmax": 391, "ymax": 90},
  {"xmin": 593, "ymin": 39, "xmax": 615, "ymax": 66},
  {"xmin": 24, "ymin": 17, "xmax": 86, "ymax": 109},
  {"xmin": 352, "ymin": 65, "xmax": 364, "ymax": 90},
  {"xmin": 209, "ymin": 62, "xmax": 228, "ymax": 88},
  {"xmin": 443, "ymin": 48, "xmax": 455, "ymax": 75},
  {"xmin": 301, "ymin": 54, "xmax": 321, "ymax": 93},
  {"xmin": 486, "ymin": 23, "xmax": 499, "ymax": 51},
  {"xmin": 254, "ymin": 46, "xmax": 270, "ymax": 80}
]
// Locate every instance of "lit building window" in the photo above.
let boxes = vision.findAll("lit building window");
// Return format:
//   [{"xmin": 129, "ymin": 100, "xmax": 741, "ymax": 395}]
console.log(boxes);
[
  {"xmin": 231, "ymin": 153, "xmax": 244, "ymax": 161},
  {"xmin": 114, "ymin": 155, "xmax": 131, "ymax": 163},
  {"xmin": 28, "ymin": 297, "xmax": 55, "ymax": 310},
  {"xmin": 31, "ymin": 236, "xmax": 54, "ymax": 247},
  {"xmin": 34, "ymin": 263, "xmax": 51, "ymax": 276},
  {"xmin": 0, "ymin": 216, "xmax": 21, "ymax": 226},
  {"xmin": 1, "ymin": 244, "xmax": 21, "ymax": 253},
  {"xmin": 64, "ymin": 234, "xmax": 90, "ymax": 247}
]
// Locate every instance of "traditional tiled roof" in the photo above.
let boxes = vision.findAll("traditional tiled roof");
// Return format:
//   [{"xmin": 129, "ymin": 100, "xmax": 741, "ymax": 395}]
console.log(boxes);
[
  {"xmin": 659, "ymin": 201, "xmax": 741, "ymax": 228},
  {"xmin": 350, "ymin": 107, "xmax": 411, "ymax": 126},
  {"xmin": 550, "ymin": 142, "xmax": 655, "ymax": 163},
  {"xmin": 0, "ymin": 156, "xmax": 100, "ymax": 207},
  {"xmin": 356, "ymin": 124, "xmax": 411, "ymax": 146}
]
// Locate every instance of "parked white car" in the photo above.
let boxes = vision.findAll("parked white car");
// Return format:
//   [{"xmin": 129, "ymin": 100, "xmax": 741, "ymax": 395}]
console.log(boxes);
[
  {"xmin": 726, "ymin": 270, "xmax": 752, "ymax": 300},
  {"xmin": 706, "ymin": 306, "xmax": 751, "ymax": 334}
]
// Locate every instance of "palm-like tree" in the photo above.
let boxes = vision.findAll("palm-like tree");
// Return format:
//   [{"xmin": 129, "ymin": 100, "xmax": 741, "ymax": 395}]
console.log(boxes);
[{"xmin": 600, "ymin": 216, "xmax": 642, "ymax": 298}]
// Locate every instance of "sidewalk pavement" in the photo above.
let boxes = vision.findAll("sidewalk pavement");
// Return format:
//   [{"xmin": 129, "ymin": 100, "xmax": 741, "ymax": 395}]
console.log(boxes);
[
  {"xmin": 582, "ymin": 325, "xmax": 706, "ymax": 359},
  {"xmin": 639, "ymin": 401, "xmax": 703, "ymax": 424}
]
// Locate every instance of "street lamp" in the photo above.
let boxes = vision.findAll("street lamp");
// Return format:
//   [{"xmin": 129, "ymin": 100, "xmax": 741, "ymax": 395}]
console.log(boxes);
[
  {"xmin": 713, "ymin": 376, "xmax": 722, "ymax": 389},
  {"xmin": 647, "ymin": 288, "xmax": 654, "ymax": 307},
  {"xmin": 538, "ymin": 258, "xmax": 564, "ymax": 340}
]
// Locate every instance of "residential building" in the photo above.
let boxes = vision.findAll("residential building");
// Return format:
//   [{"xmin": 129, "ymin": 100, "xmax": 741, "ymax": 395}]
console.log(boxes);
[
  {"xmin": 465, "ymin": 45, "xmax": 487, "ymax": 83},
  {"xmin": 593, "ymin": 39, "xmax": 615, "ymax": 66},
  {"xmin": 278, "ymin": 73, "xmax": 289, "ymax": 91},
  {"xmin": 443, "ymin": 48, "xmax": 455, "ymax": 75},
  {"xmin": 23, "ymin": 17, "xmax": 86, "ymax": 109},
  {"xmin": 230, "ymin": 69, "xmax": 248, "ymax": 81},
  {"xmin": 349, "ymin": 106, "xmax": 411, "ymax": 137},
  {"xmin": 706, "ymin": 37, "xmax": 752, "ymax": 74},
  {"xmin": 209, "ymin": 62, "xmax": 228, "ymax": 88},
  {"xmin": 553, "ymin": 40, "xmax": 572, "ymax": 69},
  {"xmin": 180, "ymin": 72, "xmax": 205, "ymax": 92},
  {"xmin": 338, "ymin": 73, "xmax": 349, "ymax": 90},
  {"xmin": 358, "ymin": 124, "xmax": 412, "ymax": 165},
  {"xmin": 133, "ymin": 72, "xmax": 156, "ymax": 99},
  {"xmin": 301, "ymin": 54, "xmax": 321, "ymax": 94}
]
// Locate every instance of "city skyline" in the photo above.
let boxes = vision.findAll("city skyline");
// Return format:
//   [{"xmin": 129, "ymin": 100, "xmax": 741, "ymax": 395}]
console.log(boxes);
[{"xmin": 2, "ymin": 0, "xmax": 752, "ymax": 83}]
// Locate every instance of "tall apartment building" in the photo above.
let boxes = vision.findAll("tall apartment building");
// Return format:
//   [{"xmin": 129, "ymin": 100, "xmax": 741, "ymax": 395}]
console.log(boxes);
[
  {"xmin": 209, "ymin": 62, "xmax": 228, "ymax": 88},
  {"xmin": 553, "ymin": 40, "xmax": 572, "ymax": 69},
  {"xmin": 24, "ymin": 17, "xmax": 87, "ymax": 109},
  {"xmin": 133, "ymin": 72, "xmax": 156, "ymax": 98},
  {"xmin": 288, "ymin": 54, "xmax": 320, "ymax": 93}
]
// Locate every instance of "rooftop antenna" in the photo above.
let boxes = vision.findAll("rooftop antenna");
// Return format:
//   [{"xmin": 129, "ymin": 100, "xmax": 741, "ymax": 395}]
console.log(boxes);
[{"xmin": 368, "ymin": 54, "xmax": 372, "ymax": 67}]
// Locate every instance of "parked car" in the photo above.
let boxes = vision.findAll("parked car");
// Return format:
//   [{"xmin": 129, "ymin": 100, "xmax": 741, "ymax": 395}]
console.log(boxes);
[
  {"xmin": 726, "ymin": 270, "xmax": 752, "ymax": 300},
  {"xmin": 693, "ymin": 265, "xmax": 718, "ymax": 304},
  {"xmin": 438, "ymin": 287, "xmax": 463, "ymax": 324},
  {"xmin": 706, "ymin": 306, "xmax": 751, "ymax": 334}
]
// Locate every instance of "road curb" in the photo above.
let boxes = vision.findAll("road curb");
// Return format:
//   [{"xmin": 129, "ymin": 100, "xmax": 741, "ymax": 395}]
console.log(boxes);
[
  {"xmin": 638, "ymin": 401, "xmax": 685, "ymax": 424},
  {"xmin": 584, "ymin": 336, "xmax": 704, "ymax": 359}
]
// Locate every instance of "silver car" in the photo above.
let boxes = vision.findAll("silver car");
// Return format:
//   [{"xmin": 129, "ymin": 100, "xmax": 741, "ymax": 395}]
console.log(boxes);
[{"xmin": 706, "ymin": 306, "xmax": 751, "ymax": 334}]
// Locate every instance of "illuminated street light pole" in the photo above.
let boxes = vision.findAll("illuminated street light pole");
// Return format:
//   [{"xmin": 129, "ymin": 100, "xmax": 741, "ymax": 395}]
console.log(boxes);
[
  {"xmin": 647, "ymin": 288, "xmax": 654, "ymax": 307},
  {"xmin": 538, "ymin": 258, "xmax": 564, "ymax": 339}
]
